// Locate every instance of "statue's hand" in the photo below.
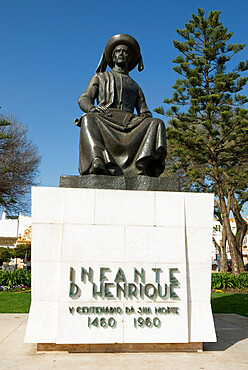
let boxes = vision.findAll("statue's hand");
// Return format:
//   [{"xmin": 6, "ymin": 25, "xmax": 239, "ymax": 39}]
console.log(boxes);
[
  {"xmin": 140, "ymin": 112, "xmax": 152, "ymax": 118},
  {"xmin": 90, "ymin": 104, "xmax": 112, "ymax": 117}
]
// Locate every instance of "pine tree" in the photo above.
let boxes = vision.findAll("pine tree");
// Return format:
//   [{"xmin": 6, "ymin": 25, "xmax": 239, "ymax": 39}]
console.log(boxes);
[
  {"xmin": 0, "ymin": 116, "xmax": 10, "ymax": 140},
  {"xmin": 155, "ymin": 9, "xmax": 248, "ymax": 275}
]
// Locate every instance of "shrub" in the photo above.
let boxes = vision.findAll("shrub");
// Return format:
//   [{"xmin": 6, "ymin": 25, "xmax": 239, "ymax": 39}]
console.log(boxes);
[
  {"xmin": 212, "ymin": 272, "xmax": 248, "ymax": 290},
  {"xmin": 0, "ymin": 270, "xmax": 31, "ymax": 287}
]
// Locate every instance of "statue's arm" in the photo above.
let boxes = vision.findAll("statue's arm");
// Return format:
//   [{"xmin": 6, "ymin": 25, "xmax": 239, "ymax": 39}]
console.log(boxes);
[
  {"xmin": 136, "ymin": 87, "xmax": 152, "ymax": 117},
  {"xmin": 78, "ymin": 75, "xmax": 99, "ymax": 113}
]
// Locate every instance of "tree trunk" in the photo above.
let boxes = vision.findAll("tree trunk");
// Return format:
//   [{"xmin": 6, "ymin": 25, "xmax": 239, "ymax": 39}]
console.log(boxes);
[
  {"xmin": 212, "ymin": 236, "xmax": 220, "ymax": 268},
  {"xmin": 231, "ymin": 195, "xmax": 247, "ymax": 272},
  {"xmin": 217, "ymin": 184, "xmax": 240, "ymax": 275},
  {"xmin": 220, "ymin": 228, "xmax": 227, "ymax": 272},
  {"xmin": 212, "ymin": 233, "xmax": 227, "ymax": 272}
]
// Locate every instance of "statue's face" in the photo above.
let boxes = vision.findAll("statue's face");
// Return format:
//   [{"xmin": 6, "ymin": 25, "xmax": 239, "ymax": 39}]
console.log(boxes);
[{"xmin": 112, "ymin": 45, "xmax": 131, "ymax": 68}]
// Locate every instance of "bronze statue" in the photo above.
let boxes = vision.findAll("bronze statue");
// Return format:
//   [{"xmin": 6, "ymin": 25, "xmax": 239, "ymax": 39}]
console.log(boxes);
[{"xmin": 76, "ymin": 34, "xmax": 167, "ymax": 177}]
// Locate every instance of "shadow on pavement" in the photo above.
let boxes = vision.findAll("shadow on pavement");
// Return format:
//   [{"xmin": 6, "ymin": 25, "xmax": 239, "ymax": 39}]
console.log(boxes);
[{"xmin": 204, "ymin": 313, "xmax": 248, "ymax": 351}]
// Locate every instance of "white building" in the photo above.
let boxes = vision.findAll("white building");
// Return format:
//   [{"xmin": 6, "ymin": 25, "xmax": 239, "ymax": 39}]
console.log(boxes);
[
  {"xmin": 0, "ymin": 211, "xmax": 31, "ymax": 248},
  {"xmin": 212, "ymin": 217, "xmax": 248, "ymax": 264}
]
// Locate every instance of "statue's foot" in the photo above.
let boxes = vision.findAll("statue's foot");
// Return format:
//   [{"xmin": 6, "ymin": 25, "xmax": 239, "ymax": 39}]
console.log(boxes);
[{"xmin": 89, "ymin": 157, "xmax": 109, "ymax": 175}]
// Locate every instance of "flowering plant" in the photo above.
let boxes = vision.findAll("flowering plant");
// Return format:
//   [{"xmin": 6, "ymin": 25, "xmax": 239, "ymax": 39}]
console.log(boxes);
[{"xmin": 0, "ymin": 285, "xmax": 29, "ymax": 292}]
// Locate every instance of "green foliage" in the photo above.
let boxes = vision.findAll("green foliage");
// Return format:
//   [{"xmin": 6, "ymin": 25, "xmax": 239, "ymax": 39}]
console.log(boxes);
[
  {"xmin": 211, "ymin": 272, "xmax": 248, "ymax": 290},
  {"xmin": 156, "ymin": 8, "xmax": 248, "ymax": 274},
  {"xmin": 0, "ymin": 270, "xmax": 31, "ymax": 287},
  {"xmin": 0, "ymin": 117, "xmax": 10, "ymax": 141},
  {"xmin": 0, "ymin": 247, "xmax": 13, "ymax": 264},
  {"xmin": 14, "ymin": 244, "xmax": 31, "ymax": 261},
  {"xmin": 0, "ymin": 245, "xmax": 31, "ymax": 265},
  {"xmin": 156, "ymin": 8, "xmax": 248, "ymax": 193}
]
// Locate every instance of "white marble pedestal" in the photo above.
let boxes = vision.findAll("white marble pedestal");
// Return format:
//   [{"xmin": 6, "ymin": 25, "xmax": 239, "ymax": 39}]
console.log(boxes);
[{"xmin": 25, "ymin": 187, "xmax": 216, "ymax": 350}]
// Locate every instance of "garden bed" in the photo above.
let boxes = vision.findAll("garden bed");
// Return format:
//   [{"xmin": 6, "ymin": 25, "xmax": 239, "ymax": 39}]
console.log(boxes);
[{"xmin": 212, "ymin": 288, "xmax": 248, "ymax": 294}]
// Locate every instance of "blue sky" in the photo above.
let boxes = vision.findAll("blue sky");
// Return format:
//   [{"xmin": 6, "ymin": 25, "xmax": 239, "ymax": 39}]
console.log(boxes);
[{"xmin": 1, "ymin": 0, "xmax": 248, "ymax": 216}]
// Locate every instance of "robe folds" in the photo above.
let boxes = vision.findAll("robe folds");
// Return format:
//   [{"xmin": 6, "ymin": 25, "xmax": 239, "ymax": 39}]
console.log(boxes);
[{"xmin": 78, "ymin": 71, "xmax": 167, "ymax": 176}]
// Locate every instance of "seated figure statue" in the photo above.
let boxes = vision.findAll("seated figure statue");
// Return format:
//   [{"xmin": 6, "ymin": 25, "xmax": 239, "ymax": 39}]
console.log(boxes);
[{"xmin": 76, "ymin": 34, "xmax": 167, "ymax": 177}]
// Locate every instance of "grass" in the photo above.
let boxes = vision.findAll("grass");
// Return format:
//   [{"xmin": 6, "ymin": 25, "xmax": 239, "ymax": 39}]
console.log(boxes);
[
  {"xmin": 0, "ymin": 291, "xmax": 247, "ymax": 317},
  {"xmin": 211, "ymin": 292, "xmax": 248, "ymax": 317},
  {"xmin": 0, "ymin": 291, "xmax": 31, "ymax": 313}
]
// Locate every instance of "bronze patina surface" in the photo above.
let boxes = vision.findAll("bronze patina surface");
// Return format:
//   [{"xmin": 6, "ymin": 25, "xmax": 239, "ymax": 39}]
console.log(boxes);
[
  {"xmin": 76, "ymin": 34, "xmax": 167, "ymax": 177},
  {"xmin": 59, "ymin": 174, "xmax": 180, "ymax": 191}
]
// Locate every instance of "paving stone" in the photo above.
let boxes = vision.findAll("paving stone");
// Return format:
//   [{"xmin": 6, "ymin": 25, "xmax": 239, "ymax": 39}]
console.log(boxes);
[{"xmin": 0, "ymin": 313, "xmax": 248, "ymax": 369}]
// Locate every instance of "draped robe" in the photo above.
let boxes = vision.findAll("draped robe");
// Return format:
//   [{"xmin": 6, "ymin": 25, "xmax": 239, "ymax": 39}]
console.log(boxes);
[{"xmin": 78, "ymin": 71, "xmax": 167, "ymax": 176}]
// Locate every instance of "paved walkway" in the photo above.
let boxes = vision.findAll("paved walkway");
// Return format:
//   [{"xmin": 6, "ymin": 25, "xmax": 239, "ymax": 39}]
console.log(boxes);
[{"xmin": 0, "ymin": 314, "xmax": 247, "ymax": 369}]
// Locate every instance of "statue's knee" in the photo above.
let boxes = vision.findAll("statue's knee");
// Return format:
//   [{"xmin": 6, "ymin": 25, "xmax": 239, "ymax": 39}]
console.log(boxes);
[
  {"xmin": 80, "ymin": 113, "xmax": 95, "ymax": 129},
  {"xmin": 151, "ymin": 118, "xmax": 165, "ymax": 128}
]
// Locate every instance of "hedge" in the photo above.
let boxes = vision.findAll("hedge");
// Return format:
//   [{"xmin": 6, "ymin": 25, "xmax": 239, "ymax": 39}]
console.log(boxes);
[
  {"xmin": 0, "ymin": 270, "xmax": 31, "ymax": 287},
  {"xmin": 211, "ymin": 272, "xmax": 248, "ymax": 290}
]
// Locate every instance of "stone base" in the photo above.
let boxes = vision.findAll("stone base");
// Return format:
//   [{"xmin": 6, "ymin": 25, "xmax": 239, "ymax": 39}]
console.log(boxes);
[
  {"xmin": 37, "ymin": 342, "xmax": 203, "ymax": 353},
  {"xmin": 25, "ymin": 187, "xmax": 216, "ymax": 346},
  {"xmin": 59, "ymin": 174, "xmax": 180, "ymax": 192}
]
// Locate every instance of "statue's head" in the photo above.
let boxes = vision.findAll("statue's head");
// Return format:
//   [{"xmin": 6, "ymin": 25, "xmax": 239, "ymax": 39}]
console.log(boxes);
[
  {"xmin": 112, "ymin": 44, "xmax": 131, "ymax": 70},
  {"xmin": 96, "ymin": 34, "xmax": 144, "ymax": 73}
]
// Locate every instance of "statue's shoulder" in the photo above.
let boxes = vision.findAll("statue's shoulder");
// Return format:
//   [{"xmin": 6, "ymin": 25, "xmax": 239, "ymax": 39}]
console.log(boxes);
[
  {"xmin": 94, "ymin": 71, "xmax": 114, "ymax": 82},
  {"xmin": 95, "ymin": 71, "xmax": 111, "ymax": 78},
  {"xmin": 89, "ymin": 72, "xmax": 112, "ymax": 86}
]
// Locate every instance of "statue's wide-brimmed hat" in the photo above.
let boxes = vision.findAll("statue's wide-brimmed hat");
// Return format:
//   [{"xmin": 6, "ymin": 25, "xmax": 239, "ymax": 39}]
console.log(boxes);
[
  {"xmin": 105, "ymin": 34, "xmax": 141, "ymax": 71},
  {"xmin": 96, "ymin": 34, "xmax": 144, "ymax": 73}
]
